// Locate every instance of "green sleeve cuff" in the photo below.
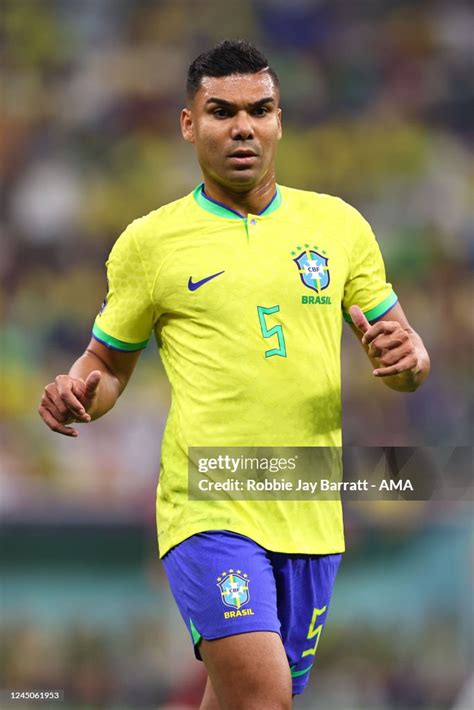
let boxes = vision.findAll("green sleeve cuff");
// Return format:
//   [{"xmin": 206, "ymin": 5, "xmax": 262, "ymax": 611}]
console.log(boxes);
[
  {"xmin": 92, "ymin": 322, "xmax": 150, "ymax": 351},
  {"xmin": 343, "ymin": 291, "xmax": 398, "ymax": 324}
]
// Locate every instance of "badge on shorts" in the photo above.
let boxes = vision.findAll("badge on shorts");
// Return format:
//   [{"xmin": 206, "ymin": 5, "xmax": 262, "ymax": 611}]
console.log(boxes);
[{"xmin": 217, "ymin": 569, "xmax": 250, "ymax": 609}]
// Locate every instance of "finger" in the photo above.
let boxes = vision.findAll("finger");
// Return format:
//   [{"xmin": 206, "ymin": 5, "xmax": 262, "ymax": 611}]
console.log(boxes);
[
  {"xmin": 43, "ymin": 391, "xmax": 72, "ymax": 423},
  {"xmin": 55, "ymin": 376, "xmax": 88, "ymax": 418},
  {"xmin": 38, "ymin": 405, "xmax": 78, "ymax": 437},
  {"xmin": 44, "ymin": 385, "xmax": 89, "ymax": 422},
  {"xmin": 373, "ymin": 354, "xmax": 416, "ymax": 377},
  {"xmin": 361, "ymin": 320, "xmax": 398, "ymax": 346},
  {"xmin": 368, "ymin": 331, "xmax": 407, "ymax": 354},
  {"xmin": 349, "ymin": 305, "xmax": 370, "ymax": 333},
  {"xmin": 44, "ymin": 385, "xmax": 70, "ymax": 419},
  {"xmin": 84, "ymin": 370, "xmax": 102, "ymax": 398},
  {"xmin": 44, "ymin": 391, "xmax": 91, "ymax": 426},
  {"xmin": 377, "ymin": 344, "xmax": 413, "ymax": 367},
  {"xmin": 51, "ymin": 390, "xmax": 91, "ymax": 423}
]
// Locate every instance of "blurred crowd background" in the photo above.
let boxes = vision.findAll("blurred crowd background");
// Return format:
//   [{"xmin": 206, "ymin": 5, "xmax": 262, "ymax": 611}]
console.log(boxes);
[{"xmin": 1, "ymin": 0, "xmax": 473, "ymax": 708}]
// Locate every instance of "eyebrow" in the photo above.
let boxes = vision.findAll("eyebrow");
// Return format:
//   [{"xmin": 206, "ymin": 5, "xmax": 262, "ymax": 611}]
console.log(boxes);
[{"xmin": 204, "ymin": 97, "xmax": 275, "ymax": 109}]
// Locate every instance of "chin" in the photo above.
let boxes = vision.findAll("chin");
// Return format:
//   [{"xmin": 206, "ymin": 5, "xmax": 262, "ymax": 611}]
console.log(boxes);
[{"xmin": 223, "ymin": 170, "xmax": 259, "ymax": 189}]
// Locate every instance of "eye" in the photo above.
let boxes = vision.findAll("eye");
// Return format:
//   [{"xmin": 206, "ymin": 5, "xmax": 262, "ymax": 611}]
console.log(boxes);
[
  {"xmin": 253, "ymin": 106, "xmax": 269, "ymax": 116},
  {"xmin": 213, "ymin": 108, "xmax": 229, "ymax": 118}
]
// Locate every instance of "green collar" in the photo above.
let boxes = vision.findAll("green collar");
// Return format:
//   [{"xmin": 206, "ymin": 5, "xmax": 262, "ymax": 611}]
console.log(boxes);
[{"xmin": 193, "ymin": 183, "xmax": 282, "ymax": 219}]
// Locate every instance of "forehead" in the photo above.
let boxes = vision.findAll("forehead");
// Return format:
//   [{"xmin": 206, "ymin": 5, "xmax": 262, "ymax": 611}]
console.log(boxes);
[{"xmin": 195, "ymin": 72, "xmax": 278, "ymax": 106}]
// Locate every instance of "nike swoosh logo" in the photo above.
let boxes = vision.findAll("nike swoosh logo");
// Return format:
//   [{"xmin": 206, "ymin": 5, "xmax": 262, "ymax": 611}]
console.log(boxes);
[{"xmin": 188, "ymin": 270, "xmax": 225, "ymax": 291}]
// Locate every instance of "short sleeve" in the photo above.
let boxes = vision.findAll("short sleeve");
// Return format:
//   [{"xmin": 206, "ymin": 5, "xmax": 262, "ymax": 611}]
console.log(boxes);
[
  {"xmin": 92, "ymin": 224, "xmax": 156, "ymax": 351},
  {"xmin": 342, "ymin": 208, "xmax": 398, "ymax": 324}
]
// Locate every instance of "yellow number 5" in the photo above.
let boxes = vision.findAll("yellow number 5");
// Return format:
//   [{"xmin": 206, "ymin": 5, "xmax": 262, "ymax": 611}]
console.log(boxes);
[{"xmin": 302, "ymin": 606, "xmax": 327, "ymax": 658}]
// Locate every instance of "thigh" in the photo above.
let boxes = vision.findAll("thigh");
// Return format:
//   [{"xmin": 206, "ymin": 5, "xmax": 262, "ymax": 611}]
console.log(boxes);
[
  {"xmin": 272, "ymin": 552, "xmax": 342, "ymax": 695},
  {"xmin": 162, "ymin": 530, "xmax": 281, "ymax": 659},
  {"xmin": 200, "ymin": 676, "xmax": 220, "ymax": 710},
  {"xmin": 200, "ymin": 631, "xmax": 292, "ymax": 710}
]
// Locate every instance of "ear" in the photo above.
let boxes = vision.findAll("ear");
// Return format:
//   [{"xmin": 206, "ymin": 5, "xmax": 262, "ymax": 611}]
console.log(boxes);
[
  {"xmin": 277, "ymin": 107, "xmax": 282, "ymax": 140},
  {"xmin": 180, "ymin": 108, "xmax": 195, "ymax": 144}
]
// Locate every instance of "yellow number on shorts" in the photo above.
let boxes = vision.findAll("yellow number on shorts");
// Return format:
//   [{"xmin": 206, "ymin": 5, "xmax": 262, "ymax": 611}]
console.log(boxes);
[{"xmin": 302, "ymin": 606, "xmax": 327, "ymax": 658}]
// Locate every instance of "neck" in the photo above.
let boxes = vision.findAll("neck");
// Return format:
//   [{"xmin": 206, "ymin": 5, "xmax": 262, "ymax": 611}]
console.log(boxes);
[{"xmin": 202, "ymin": 174, "xmax": 277, "ymax": 217}]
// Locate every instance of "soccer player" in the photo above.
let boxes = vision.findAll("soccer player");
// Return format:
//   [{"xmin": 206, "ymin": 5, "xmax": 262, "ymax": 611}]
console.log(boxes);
[{"xmin": 38, "ymin": 41, "xmax": 430, "ymax": 709}]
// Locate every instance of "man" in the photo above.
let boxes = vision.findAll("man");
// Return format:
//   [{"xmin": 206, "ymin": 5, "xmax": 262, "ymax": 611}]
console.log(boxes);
[{"xmin": 39, "ymin": 40, "xmax": 430, "ymax": 709}]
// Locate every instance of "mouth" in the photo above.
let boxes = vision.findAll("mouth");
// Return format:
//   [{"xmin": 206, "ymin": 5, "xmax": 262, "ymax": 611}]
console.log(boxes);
[{"xmin": 227, "ymin": 150, "xmax": 258, "ymax": 167}]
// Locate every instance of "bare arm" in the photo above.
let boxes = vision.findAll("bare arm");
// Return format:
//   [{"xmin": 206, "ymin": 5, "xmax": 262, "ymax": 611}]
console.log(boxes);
[
  {"xmin": 349, "ymin": 302, "xmax": 430, "ymax": 392},
  {"xmin": 38, "ymin": 338, "xmax": 142, "ymax": 437}
]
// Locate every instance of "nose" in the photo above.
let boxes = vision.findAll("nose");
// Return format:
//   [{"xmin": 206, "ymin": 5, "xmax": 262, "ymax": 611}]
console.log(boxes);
[{"xmin": 230, "ymin": 110, "xmax": 254, "ymax": 141}]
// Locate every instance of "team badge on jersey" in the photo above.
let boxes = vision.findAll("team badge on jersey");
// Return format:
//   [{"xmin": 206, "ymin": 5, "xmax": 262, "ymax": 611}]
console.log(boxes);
[
  {"xmin": 292, "ymin": 245, "xmax": 330, "ymax": 293},
  {"xmin": 217, "ymin": 569, "xmax": 250, "ymax": 609}
]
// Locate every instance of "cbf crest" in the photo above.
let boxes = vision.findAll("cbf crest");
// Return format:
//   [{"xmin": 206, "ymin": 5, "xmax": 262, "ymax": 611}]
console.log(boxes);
[
  {"xmin": 217, "ymin": 569, "xmax": 250, "ymax": 609},
  {"xmin": 292, "ymin": 244, "xmax": 330, "ymax": 293}
]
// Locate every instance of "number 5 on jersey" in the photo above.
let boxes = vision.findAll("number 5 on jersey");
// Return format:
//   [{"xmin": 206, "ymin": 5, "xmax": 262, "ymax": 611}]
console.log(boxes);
[{"xmin": 257, "ymin": 305, "xmax": 287, "ymax": 358}]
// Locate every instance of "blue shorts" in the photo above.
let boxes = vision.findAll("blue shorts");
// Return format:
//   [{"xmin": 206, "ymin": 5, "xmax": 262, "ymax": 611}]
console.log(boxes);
[{"xmin": 162, "ymin": 530, "xmax": 342, "ymax": 695}]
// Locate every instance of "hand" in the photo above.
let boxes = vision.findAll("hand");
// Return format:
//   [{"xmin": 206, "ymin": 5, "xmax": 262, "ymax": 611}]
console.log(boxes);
[
  {"xmin": 38, "ymin": 370, "xmax": 102, "ymax": 437},
  {"xmin": 349, "ymin": 305, "xmax": 421, "ymax": 378}
]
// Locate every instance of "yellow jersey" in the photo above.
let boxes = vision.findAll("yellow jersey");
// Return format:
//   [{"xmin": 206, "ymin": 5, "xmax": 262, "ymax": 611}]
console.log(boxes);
[{"xmin": 93, "ymin": 184, "xmax": 397, "ymax": 557}]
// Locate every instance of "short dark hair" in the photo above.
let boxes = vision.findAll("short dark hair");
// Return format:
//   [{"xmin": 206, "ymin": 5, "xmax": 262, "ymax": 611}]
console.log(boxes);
[{"xmin": 186, "ymin": 39, "xmax": 280, "ymax": 100}]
